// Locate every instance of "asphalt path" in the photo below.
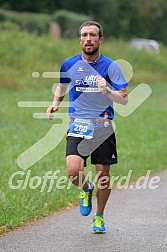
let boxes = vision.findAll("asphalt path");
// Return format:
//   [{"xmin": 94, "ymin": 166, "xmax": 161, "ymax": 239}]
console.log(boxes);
[{"xmin": 0, "ymin": 169, "xmax": 167, "ymax": 252}]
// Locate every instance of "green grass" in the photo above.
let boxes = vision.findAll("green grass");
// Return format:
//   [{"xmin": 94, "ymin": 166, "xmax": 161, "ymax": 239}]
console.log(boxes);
[{"xmin": 0, "ymin": 29, "xmax": 167, "ymax": 234}]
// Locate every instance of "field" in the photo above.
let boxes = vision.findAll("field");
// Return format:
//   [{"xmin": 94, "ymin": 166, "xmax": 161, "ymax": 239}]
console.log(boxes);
[{"xmin": 0, "ymin": 29, "xmax": 167, "ymax": 233}]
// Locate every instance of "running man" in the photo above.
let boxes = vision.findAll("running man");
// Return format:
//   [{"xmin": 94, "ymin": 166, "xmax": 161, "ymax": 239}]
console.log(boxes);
[{"xmin": 47, "ymin": 21, "xmax": 128, "ymax": 233}]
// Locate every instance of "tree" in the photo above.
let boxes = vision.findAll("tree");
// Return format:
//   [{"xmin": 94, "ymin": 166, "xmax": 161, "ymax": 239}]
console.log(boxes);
[{"xmin": 0, "ymin": 0, "xmax": 167, "ymax": 43}]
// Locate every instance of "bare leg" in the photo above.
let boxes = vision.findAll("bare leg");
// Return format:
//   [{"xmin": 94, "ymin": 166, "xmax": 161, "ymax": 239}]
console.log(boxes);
[
  {"xmin": 66, "ymin": 155, "xmax": 88, "ymax": 190},
  {"xmin": 95, "ymin": 164, "xmax": 111, "ymax": 215}
]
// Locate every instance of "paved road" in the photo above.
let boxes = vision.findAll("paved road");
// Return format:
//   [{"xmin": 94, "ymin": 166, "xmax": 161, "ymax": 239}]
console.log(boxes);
[{"xmin": 1, "ymin": 169, "xmax": 167, "ymax": 252}]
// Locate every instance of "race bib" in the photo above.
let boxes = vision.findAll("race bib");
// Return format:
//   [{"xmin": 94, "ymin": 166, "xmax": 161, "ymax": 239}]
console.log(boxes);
[{"xmin": 68, "ymin": 119, "xmax": 95, "ymax": 139}]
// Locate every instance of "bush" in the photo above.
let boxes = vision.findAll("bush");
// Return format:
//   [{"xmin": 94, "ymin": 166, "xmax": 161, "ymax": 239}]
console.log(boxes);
[
  {"xmin": 52, "ymin": 9, "xmax": 92, "ymax": 38},
  {"xmin": 0, "ymin": 9, "xmax": 6, "ymax": 21},
  {"xmin": 0, "ymin": 9, "xmax": 51, "ymax": 35},
  {"xmin": 0, "ymin": 20, "xmax": 20, "ymax": 31}
]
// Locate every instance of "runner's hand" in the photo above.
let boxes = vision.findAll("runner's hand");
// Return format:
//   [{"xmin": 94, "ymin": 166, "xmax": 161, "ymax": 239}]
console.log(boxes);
[
  {"xmin": 46, "ymin": 105, "xmax": 58, "ymax": 119},
  {"xmin": 96, "ymin": 75, "xmax": 107, "ymax": 95}
]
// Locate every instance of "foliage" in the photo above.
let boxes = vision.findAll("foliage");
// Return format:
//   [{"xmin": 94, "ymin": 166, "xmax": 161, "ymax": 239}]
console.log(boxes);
[
  {"xmin": 52, "ymin": 10, "xmax": 92, "ymax": 38},
  {"xmin": 0, "ymin": 0, "xmax": 167, "ymax": 43},
  {"xmin": 0, "ymin": 9, "xmax": 50, "ymax": 34}
]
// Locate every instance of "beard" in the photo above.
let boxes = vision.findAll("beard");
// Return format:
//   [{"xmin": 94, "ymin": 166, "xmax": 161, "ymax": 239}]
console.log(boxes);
[{"xmin": 82, "ymin": 46, "xmax": 99, "ymax": 55}]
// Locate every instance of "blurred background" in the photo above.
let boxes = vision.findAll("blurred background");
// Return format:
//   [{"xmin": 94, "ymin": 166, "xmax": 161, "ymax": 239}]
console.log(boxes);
[
  {"xmin": 0, "ymin": 0, "xmax": 167, "ymax": 43},
  {"xmin": 0, "ymin": 0, "xmax": 167, "ymax": 234}
]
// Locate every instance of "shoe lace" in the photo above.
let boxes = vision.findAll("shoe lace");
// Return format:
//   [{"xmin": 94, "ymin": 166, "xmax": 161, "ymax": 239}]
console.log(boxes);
[
  {"xmin": 79, "ymin": 191, "xmax": 89, "ymax": 207},
  {"xmin": 93, "ymin": 216, "xmax": 104, "ymax": 228}
]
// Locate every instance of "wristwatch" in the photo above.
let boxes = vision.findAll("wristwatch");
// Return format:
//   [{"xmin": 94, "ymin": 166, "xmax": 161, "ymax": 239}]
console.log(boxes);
[{"xmin": 105, "ymin": 86, "xmax": 112, "ymax": 95}]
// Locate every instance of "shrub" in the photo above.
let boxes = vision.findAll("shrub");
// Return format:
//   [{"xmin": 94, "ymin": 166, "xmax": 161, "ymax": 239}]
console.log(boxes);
[
  {"xmin": 0, "ymin": 20, "xmax": 20, "ymax": 31},
  {"xmin": 0, "ymin": 9, "xmax": 6, "ymax": 21},
  {"xmin": 0, "ymin": 10, "xmax": 51, "ymax": 35},
  {"xmin": 52, "ymin": 9, "xmax": 92, "ymax": 38}
]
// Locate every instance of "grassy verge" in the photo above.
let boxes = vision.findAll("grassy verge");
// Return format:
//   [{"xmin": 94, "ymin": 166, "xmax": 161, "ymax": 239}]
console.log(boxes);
[
  {"xmin": 0, "ymin": 30, "xmax": 167, "ymax": 234},
  {"xmin": 0, "ymin": 81, "xmax": 166, "ymax": 234}
]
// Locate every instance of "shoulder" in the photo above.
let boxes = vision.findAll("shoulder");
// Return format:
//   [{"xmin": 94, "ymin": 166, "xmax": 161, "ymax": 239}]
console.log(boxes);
[
  {"xmin": 60, "ymin": 54, "xmax": 82, "ymax": 71},
  {"xmin": 63, "ymin": 54, "xmax": 82, "ymax": 66},
  {"xmin": 100, "ymin": 54, "xmax": 122, "ymax": 72},
  {"xmin": 100, "ymin": 54, "xmax": 114, "ymax": 65}
]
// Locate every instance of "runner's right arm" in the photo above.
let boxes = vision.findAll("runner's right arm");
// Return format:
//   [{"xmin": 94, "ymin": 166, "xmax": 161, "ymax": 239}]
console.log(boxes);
[{"xmin": 47, "ymin": 83, "xmax": 68, "ymax": 119}]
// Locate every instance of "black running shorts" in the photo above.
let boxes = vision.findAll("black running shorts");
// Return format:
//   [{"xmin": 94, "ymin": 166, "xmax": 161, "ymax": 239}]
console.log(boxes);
[{"xmin": 66, "ymin": 123, "xmax": 117, "ymax": 167}]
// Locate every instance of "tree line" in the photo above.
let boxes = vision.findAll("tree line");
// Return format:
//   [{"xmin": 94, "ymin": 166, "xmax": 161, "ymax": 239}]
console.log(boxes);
[{"xmin": 1, "ymin": 0, "xmax": 167, "ymax": 44}]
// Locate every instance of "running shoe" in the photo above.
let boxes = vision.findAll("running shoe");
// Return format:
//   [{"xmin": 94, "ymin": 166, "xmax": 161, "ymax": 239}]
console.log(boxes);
[
  {"xmin": 92, "ymin": 215, "xmax": 106, "ymax": 234},
  {"xmin": 79, "ymin": 181, "xmax": 94, "ymax": 216}
]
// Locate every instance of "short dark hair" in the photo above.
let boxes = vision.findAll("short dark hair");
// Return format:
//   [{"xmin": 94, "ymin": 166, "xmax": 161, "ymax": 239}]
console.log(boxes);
[{"xmin": 79, "ymin": 21, "xmax": 103, "ymax": 38}]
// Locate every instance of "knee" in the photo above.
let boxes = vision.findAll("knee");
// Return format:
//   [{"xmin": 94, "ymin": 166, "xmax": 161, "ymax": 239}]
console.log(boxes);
[
  {"xmin": 67, "ymin": 166, "xmax": 80, "ymax": 179},
  {"xmin": 66, "ymin": 156, "xmax": 84, "ymax": 179}
]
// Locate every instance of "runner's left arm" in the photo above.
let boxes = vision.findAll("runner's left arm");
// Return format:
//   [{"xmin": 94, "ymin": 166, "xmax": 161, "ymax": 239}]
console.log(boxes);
[{"xmin": 96, "ymin": 76, "xmax": 128, "ymax": 105}]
